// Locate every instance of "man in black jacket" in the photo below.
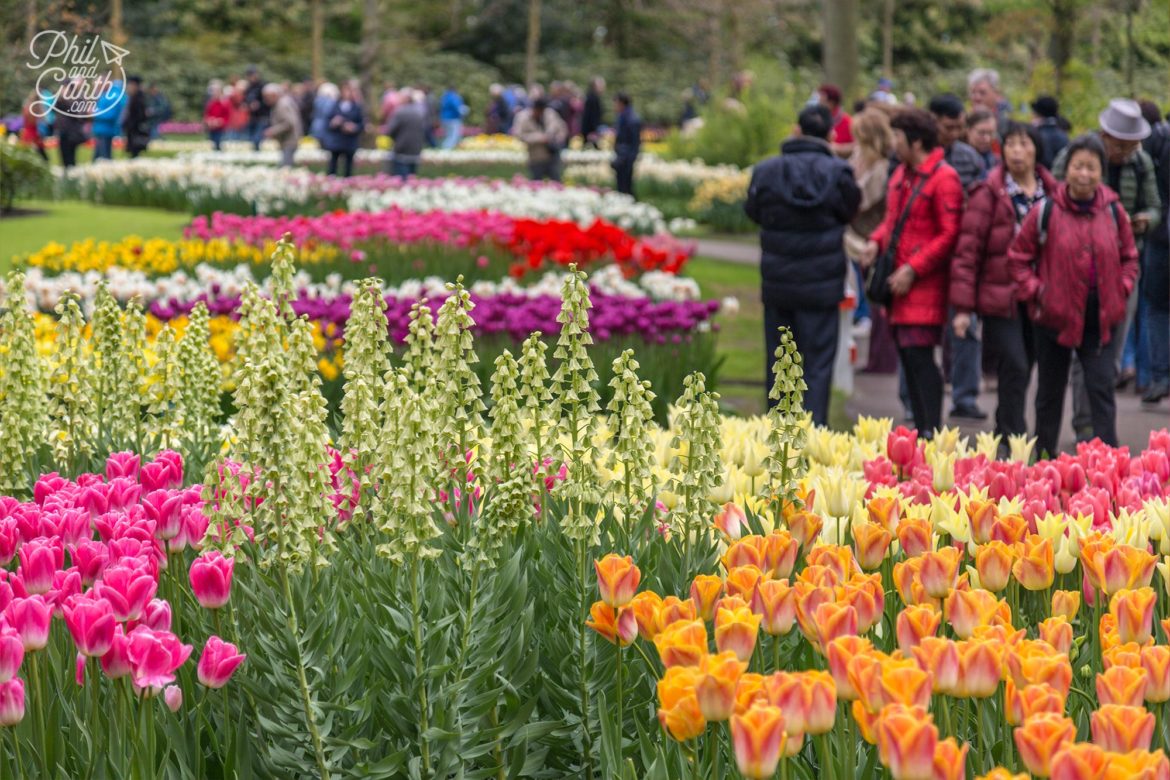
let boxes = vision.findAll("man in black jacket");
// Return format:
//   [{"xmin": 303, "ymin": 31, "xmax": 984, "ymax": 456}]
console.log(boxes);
[
  {"xmin": 612, "ymin": 93, "xmax": 641, "ymax": 196},
  {"xmin": 745, "ymin": 104, "xmax": 862, "ymax": 425}
]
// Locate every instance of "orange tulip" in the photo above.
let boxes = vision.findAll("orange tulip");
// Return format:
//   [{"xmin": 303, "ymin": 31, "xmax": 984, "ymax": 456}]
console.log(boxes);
[
  {"xmin": 659, "ymin": 595, "xmax": 697, "ymax": 627},
  {"xmin": 797, "ymin": 563, "xmax": 841, "ymax": 589},
  {"xmin": 1100, "ymin": 749, "xmax": 1170, "ymax": 780},
  {"xmin": 945, "ymin": 587, "xmax": 1007, "ymax": 639},
  {"xmin": 826, "ymin": 635, "xmax": 872, "ymax": 701},
  {"xmin": 848, "ymin": 650, "xmax": 890, "ymax": 713},
  {"xmin": 897, "ymin": 604, "xmax": 941, "ymax": 654},
  {"xmin": 876, "ymin": 704, "xmax": 938, "ymax": 780},
  {"xmin": 1014, "ymin": 713, "xmax": 1076, "ymax": 777},
  {"xmin": 990, "ymin": 513, "xmax": 1029, "ymax": 545},
  {"xmin": 1088, "ymin": 544, "xmax": 1158, "ymax": 596},
  {"xmin": 752, "ymin": 578, "xmax": 796, "ymax": 636},
  {"xmin": 695, "ymin": 650, "xmax": 747, "ymax": 721},
  {"xmin": 724, "ymin": 535, "xmax": 767, "ymax": 571},
  {"xmin": 975, "ymin": 541, "xmax": 1015, "ymax": 593},
  {"xmin": 1051, "ymin": 590, "xmax": 1081, "ymax": 621},
  {"xmin": 812, "ymin": 601, "xmax": 858, "ymax": 649},
  {"xmin": 595, "ymin": 554, "xmax": 640, "ymax": 607},
  {"xmin": 1012, "ymin": 535, "xmax": 1055, "ymax": 591},
  {"xmin": 656, "ymin": 666, "xmax": 706, "ymax": 741},
  {"xmin": 731, "ymin": 702, "xmax": 786, "ymax": 779},
  {"xmin": 911, "ymin": 636, "xmax": 960, "ymax": 695},
  {"xmin": 932, "ymin": 738, "xmax": 970, "ymax": 780},
  {"xmin": 1096, "ymin": 664, "xmax": 1149, "ymax": 707},
  {"xmin": 653, "ymin": 619, "xmax": 708, "ymax": 668},
  {"xmin": 966, "ymin": 499, "xmax": 999, "ymax": 545},
  {"xmin": 1010, "ymin": 653, "xmax": 1073, "ymax": 700},
  {"xmin": 897, "ymin": 517, "xmax": 932, "ymax": 559},
  {"xmin": 852, "ymin": 699, "xmax": 881, "ymax": 744},
  {"xmin": 954, "ymin": 639, "xmax": 1002, "ymax": 698},
  {"xmin": 691, "ymin": 574, "xmax": 724, "ymax": 622},
  {"xmin": 768, "ymin": 670, "xmax": 836, "ymax": 735},
  {"xmin": 1112, "ymin": 587, "xmax": 1157, "ymax": 646},
  {"xmin": 920, "ymin": 547, "xmax": 963, "ymax": 599},
  {"xmin": 787, "ymin": 510, "xmax": 824, "ymax": 552},
  {"xmin": 713, "ymin": 502, "xmax": 746, "ymax": 541},
  {"xmin": 715, "ymin": 604, "xmax": 762, "ymax": 662},
  {"xmin": 1104, "ymin": 642, "xmax": 1144, "ymax": 671},
  {"xmin": 1049, "ymin": 742, "xmax": 1109, "ymax": 780},
  {"xmin": 794, "ymin": 582, "xmax": 835, "ymax": 641},
  {"xmin": 807, "ymin": 545, "xmax": 857, "ymax": 582},
  {"xmin": 976, "ymin": 770, "xmax": 1030, "ymax": 780},
  {"xmin": 893, "ymin": 556, "xmax": 926, "ymax": 606},
  {"xmin": 1100, "ymin": 612, "xmax": 1122, "ymax": 653},
  {"xmin": 763, "ymin": 530, "xmax": 800, "ymax": 578},
  {"xmin": 1142, "ymin": 645, "xmax": 1170, "ymax": 703},
  {"xmin": 853, "ymin": 521, "xmax": 894, "ymax": 571},
  {"xmin": 734, "ymin": 672, "xmax": 766, "ymax": 714},
  {"xmin": 880, "ymin": 662, "xmax": 932, "ymax": 709},
  {"xmin": 1091, "ymin": 703, "xmax": 1155, "ymax": 753},
  {"xmin": 626, "ymin": 590, "xmax": 664, "ymax": 641},
  {"xmin": 842, "ymin": 574, "xmax": 885, "ymax": 634},
  {"xmin": 717, "ymin": 594, "xmax": 750, "ymax": 614},
  {"xmin": 867, "ymin": 495, "xmax": 900, "ymax": 531},
  {"xmin": 586, "ymin": 601, "xmax": 637, "ymax": 646},
  {"xmin": 1039, "ymin": 616, "xmax": 1073, "ymax": 655},
  {"xmin": 726, "ymin": 565, "xmax": 765, "ymax": 600},
  {"xmin": 1005, "ymin": 680, "xmax": 1066, "ymax": 726}
]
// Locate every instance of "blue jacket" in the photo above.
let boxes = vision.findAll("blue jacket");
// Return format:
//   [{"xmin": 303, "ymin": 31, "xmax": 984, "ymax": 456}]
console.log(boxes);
[
  {"xmin": 91, "ymin": 81, "xmax": 126, "ymax": 138},
  {"xmin": 439, "ymin": 91, "xmax": 464, "ymax": 121},
  {"xmin": 1036, "ymin": 118, "xmax": 1069, "ymax": 172},
  {"xmin": 614, "ymin": 107, "xmax": 641, "ymax": 164},
  {"xmin": 745, "ymin": 137, "xmax": 862, "ymax": 308},
  {"xmin": 321, "ymin": 100, "xmax": 364, "ymax": 153},
  {"xmin": 309, "ymin": 95, "xmax": 337, "ymax": 142}
]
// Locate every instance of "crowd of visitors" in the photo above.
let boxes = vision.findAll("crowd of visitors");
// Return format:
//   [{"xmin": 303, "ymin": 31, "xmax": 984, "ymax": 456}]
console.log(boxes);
[{"xmin": 747, "ymin": 68, "xmax": 1169, "ymax": 456}]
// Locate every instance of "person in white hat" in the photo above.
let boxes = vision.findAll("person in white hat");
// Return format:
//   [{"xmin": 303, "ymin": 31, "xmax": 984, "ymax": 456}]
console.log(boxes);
[{"xmin": 1051, "ymin": 98, "xmax": 1163, "ymax": 434}]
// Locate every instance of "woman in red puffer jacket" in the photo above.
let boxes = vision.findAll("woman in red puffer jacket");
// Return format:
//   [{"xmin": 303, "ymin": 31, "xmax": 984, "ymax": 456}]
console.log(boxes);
[
  {"xmin": 951, "ymin": 121, "xmax": 1058, "ymax": 449},
  {"xmin": 1009, "ymin": 133, "xmax": 1140, "ymax": 457}
]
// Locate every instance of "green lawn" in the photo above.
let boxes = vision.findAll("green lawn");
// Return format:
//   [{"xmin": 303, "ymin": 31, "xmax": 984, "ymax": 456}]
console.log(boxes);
[{"xmin": 0, "ymin": 200, "xmax": 188, "ymax": 268}]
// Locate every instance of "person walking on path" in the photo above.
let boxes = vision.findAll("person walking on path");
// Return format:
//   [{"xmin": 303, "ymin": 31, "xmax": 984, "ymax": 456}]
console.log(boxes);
[
  {"xmin": 968, "ymin": 68, "xmax": 1012, "ymax": 135},
  {"xmin": 612, "ymin": 93, "xmax": 642, "ymax": 197},
  {"xmin": 1009, "ymin": 133, "xmax": 1140, "ymax": 457},
  {"xmin": 91, "ymin": 79, "xmax": 126, "ymax": 161},
  {"xmin": 55, "ymin": 109, "xmax": 88, "ymax": 169},
  {"xmin": 243, "ymin": 66, "xmax": 269, "ymax": 151},
  {"xmin": 323, "ymin": 81, "xmax": 364, "ymax": 177},
  {"xmin": 262, "ymin": 84, "xmax": 303, "ymax": 168},
  {"xmin": 1140, "ymin": 103, "xmax": 1170, "ymax": 404},
  {"xmin": 951, "ymin": 121, "xmax": 1057, "ymax": 451},
  {"xmin": 309, "ymin": 82, "xmax": 339, "ymax": 147},
  {"xmin": 818, "ymin": 84, "xmax": 854, "ymax": 158},
  {"xmin": 123, "ymin": 77, "xmax": 152, "ymax": 159},
  {"xmin": 1030, "ymin": 95, "xmax": 1069, "ymax": 171},
  {"xmin": 439, "ymin": 86, "xmax": 466, "ymax": 150},
  {"xmin": 929, "ymin": 93, "xmax": 988, "ymax": 421},
  {"xmin": 966, "ymin": 110, "xmax": 998, "ymax": 173},
  {"xmin": 1052, "ymin": 99, "xmax": 1161, "ymax": 434},
  {"xmin": 745, "ymin": 104, "xmax": 862, "ymax": 426},
  {"xmin": 514, "ymin": 97, "xmax": 568, "ymax": 182},
  {"xmin": 385, "ymin": 91, "xmax": 427, "ymax": 178},
  {"xmin": 581, "ymin": 77, "xmax": 605, "ymax": 148},
  {"xmin": 860, "ymin": 108, "xmax": 964, "ymax": 438}
]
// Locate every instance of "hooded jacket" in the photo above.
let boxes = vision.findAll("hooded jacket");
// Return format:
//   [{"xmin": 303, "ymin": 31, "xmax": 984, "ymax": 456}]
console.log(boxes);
[
  {"xmin": 744, "ymin": 137, "xmax": 862, "ymax": 308},
  {"xmin": 1008, "ymin": 182, "xmax": 1140, "ymax": 348}
]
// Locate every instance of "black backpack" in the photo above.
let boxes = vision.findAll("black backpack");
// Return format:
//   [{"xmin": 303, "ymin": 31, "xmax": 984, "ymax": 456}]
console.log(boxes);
[{"xmin": 1037, "ymin": 197, "xmax": 1121, "ymax": 247}]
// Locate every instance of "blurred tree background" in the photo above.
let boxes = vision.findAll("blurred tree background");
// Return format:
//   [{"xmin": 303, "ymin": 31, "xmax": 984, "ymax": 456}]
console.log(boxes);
[{"xmin": 1, "ymin": 0, "xmax": 1166, "ymax": 132}]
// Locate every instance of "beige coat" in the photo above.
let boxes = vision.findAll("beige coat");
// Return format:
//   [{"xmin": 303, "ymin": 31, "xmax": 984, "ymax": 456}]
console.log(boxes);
[
  {"xmin": 844, "ymin": 152, "xmax": 889, "ymax": 260},
  {"xmin": 513, "ymin": 108, "xmax": 568, "ymax": 163},
  {"xmin": 268, "ymin": 94, "xmax": 304, "ymax": 152}
]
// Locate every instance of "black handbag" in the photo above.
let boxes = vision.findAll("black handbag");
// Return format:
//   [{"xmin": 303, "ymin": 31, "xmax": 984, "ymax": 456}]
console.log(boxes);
[{"xmin": 865, "ymin": 161, "xmax": 939, "ymax": 306}]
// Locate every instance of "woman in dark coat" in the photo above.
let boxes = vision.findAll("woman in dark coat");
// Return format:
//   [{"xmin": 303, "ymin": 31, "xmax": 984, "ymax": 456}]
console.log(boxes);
[
  {"xmin": 323, "ymin": 82, "xmax": 364, "ymax": 178},
  {"xmin": 123, "ymin": 77, "xmax": 152, "ymax": 158},
  {"xmin": 950, "ymin": 122, "xmax": 1057, "ymax": 450}
]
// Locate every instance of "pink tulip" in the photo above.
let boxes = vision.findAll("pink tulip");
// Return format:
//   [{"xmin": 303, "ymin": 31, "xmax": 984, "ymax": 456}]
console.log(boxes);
[
  {"xmin": 197, "ymin": 636, "xmax": 246, "ymax": 689},
  {"xmin": 63, "ymin": 596, "xmax": 116, "ymax": 657},
  {"xmin": 75, "ymin": 652, "xmax": 86, "ymax": 686},
  {"xmin": 136, "ymin": 599, "xmax": 172, "ymax": 632},
  {"xmin": 69, "ymin": 541, "xmax": 109, "ymax": 587},
  {"xmin": 141, "ymin": 452, "xmax": 183, "ymax": 493},
  {"xmin": 886, "ymin": 426, "xmax": 919, "ymax": 473},
  {"xmin": 104, "ymin": 478, "xmax": 143, "ymax": 512},
  {"xmin": 101, "ymin": 625, "xmax": 133, "ymax": 679},
  {"xmin": 17, "ymin": 539, "xmax": 63, "ymax": 595},
  {"xmin": 142, "ymin": 490, "xmax": 185, "ymax": 541},
  {"xmin": 49, "ymin": 508, "xmax": 90, "ymax": 546},
  {"xmin": 33, "ymin": 473, "xmax": 69, "ymax": 505},
  {"xmin": 46, "ymin": 568, "xmax": 82, "ymax": 615},
  {"xmin": 164, "ymin": 684, "xmax": 183, "ymax": 712},
  {"xmin": 0, "ymin": 628, "xmax": 24, "ymax": 683},
  {"xmin": 189, "ymin": 552, "xmax": 233, "ymax": 609},
  {"xmin": 0, "ymin": 679, "xmax": 25, "ymax": 726},
  {"xmin": 126, "ymin": 627, "xmax": 192, "ymax": 693},
  {"xmin": 4, "ymin": 596, "xmax": 51, "ymax": 651},
  {"xmin": 95, "ymin": 562, "xmax": 158, "ymax": 622},
  {"xmin": 105, "ymin": 452, "xmax": 141, "ymax": 482},
  {"xmin": 0, "ymin": 517, "xmax": 20, "ymax": 567}
]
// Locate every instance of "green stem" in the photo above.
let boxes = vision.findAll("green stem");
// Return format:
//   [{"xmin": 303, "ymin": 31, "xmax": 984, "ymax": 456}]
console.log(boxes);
[
  {"xmin": 940, "ymin": 695, "xmax": 953, "ymax": 739},
  {"xmin": 85, "ymin": 658, "xmax": 99, "ymax": 780},
  {"xmin": 577, "ymin": 537, "xmax": 595, "ymax": 780},
  {"xmin": 772, "ymin": 633, "xmax": 781, "ymax": 674},
  {"xmin": 8, "ymin": 728, "xmax": 23, "ymax": 780},
  {"xmin": 279, "ymin": 563, "xmax": 332, "ymax": 780},
  {"xmin": 816, "ymin": 732, "xmax": 835, "ymax": 780},
  {"xmin": 30, "ymin": 653, "xmax": 46, "ymax": 777},
  {"xmin": 410, "ymin": 557, "xmax": 431, "ymax": 778},
  {"xmin": 615, "ymin": 644, "xmax": 624, "ymax": 763}
]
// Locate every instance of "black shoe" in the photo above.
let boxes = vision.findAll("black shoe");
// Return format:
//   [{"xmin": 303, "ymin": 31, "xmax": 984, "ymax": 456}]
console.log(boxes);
[
  {"xmin": 949, "ymin": 405, "xmax": 989, "ymax": 421},
  {"xmin": 1143, "ymin": 381, "xmax": 1170, "ymax": 404},
  {"xmin": 1116, "ymin": 367, "xmax": 1136, "ymax": 390}
]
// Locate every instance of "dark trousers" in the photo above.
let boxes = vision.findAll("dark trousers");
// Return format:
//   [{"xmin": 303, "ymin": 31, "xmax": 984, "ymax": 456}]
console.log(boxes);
[
  {"xmin": 764, "ymin": 305, "xmax": 838, "ymax": 427},
  {"xmin": 389, "ymin": 159, "xmax": 418, "ymax": 178},
  {"xmin": 897, "ymin": 345, "xmax": 943, "ymax": 436},
  {"xmin": 208, "ymin": 129, "xmax": 224, "ymax": 151},
  {"xmin": 982, "ymin": 308, "xmax": 1035, "ymax": 440},
  {"xmin": 1034, "ymin": 294, "xmax": 1118, "ymax": 457},
  {"xmin": 59, "ymin": 141, "xmax": 80, "ymax": 168},
  {"xmin": 328, "ymin": 150, "xmax": 355, "ymax": 177},
  {"xmin": 529, "ymin": 157, "xmax": 562, "ymax": 182},
  {"xmin": 614, "ymin": 159, "xmax": 635, "ymax": 197}
]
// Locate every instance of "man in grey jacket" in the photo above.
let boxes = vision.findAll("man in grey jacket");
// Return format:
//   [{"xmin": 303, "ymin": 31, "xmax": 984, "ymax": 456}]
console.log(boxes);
[
  {"xmin": 386, "ymin": 90, "xmax": 428, "ymax": 178},
  {"xmin": 263, "ymin": 84, "xmax": 303, "ymax": 168}
]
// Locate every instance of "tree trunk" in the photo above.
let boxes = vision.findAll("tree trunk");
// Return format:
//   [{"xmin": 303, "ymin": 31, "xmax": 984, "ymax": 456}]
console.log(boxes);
[
  {"xmin": 707, "ymin": 7, "xmax": 721, "ymax": 94},
  {"xmin": 360, "ymin": 0, "xmax": 382, "ymax": 132},
  {"xmin": 311, "ymin": 0, "xmax": 325, "ymax": 83},
  {"xmin": 823, "ymin": 0, "xmax": 859, "ymax": 100},
  {"xmin": 1047, "ymin": 0, "xmax": 1079, "ymax": 100},
  {"xmin": 882, "ymin": 0, "xmax": 895, "ymax": 78},
  {"xmin": 727, "ymin": 3, "xmax": 742, "ymax": 75},
  {"xmin": 26, "ymin": 0, "xmax": 36, "ymax": 42},
  {"xmin": 110, "ymin": 0, "xmax": 126, "ymax": 45},
  {"xmin": 525, "ymin": 0, "xmax": 541, "ymax": 87}
]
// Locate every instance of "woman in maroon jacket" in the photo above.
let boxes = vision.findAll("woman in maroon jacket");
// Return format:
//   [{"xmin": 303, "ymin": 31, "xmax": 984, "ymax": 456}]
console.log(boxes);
[
  {"xmin": 861, "ymin": 109, "xmax": 964, "ymax": 437},
  {"xmin": 951, "ymin": 122, "xmax": 1058, "ymax": 449},
  {"xmin": 1009, "ymin": 133, "xmax": 1140, "ymax": 457}
]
